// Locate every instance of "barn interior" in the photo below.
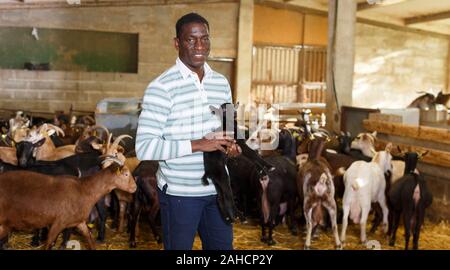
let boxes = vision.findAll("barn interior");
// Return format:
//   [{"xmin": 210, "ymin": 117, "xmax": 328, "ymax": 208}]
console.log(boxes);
[{"xmin": 0, "ymin": 0, "xmax": 449, "ymax": 250}]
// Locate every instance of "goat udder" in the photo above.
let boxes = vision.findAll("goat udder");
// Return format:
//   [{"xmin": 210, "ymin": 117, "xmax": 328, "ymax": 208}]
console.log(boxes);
[
  {"xmin": 413, "ymin": 184, "xmax": 421, "ymax": 206},
  {"xmin": 350, "ymin": 200, "xmax": 361, "ymax": 224}
]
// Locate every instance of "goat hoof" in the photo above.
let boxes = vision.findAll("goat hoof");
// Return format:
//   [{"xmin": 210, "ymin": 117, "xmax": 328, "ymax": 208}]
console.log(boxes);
[
  {"xmin": 290, "ymin": 229, "xmax": 298, "ymax": 236},
  {"xmin": 304, "ymin": 245, "xmax": 311, "ymax": 250},
  {"xmin": 336, "ymin": 244, "xmax": 343, "ymax": 250},
  {"xmin": 389, "ymin": 240, "xmax": 395, "ymax": 247},
  {"xmin": 261, "ymin": 236, "xmax": 267, "ymax": 243},
  {"xmin": 30, "ymin": 239, "xmax": 40, "ymax": 247},
  {"xmin": 266, "ymin": 239, "xmax": 275, "ymax": 246},
  {"xmin": 96, "ymin": 238, "xmax": 105, "ymax": 244},
  {"xmin": 129, "ymin": 242, "xmax": 137, "ymax": 248}
]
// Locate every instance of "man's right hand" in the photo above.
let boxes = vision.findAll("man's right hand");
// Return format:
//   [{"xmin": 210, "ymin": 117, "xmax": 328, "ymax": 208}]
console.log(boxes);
[{"xmin": 191, "ymin": 131, "xmax": 235, "ymax": 153}]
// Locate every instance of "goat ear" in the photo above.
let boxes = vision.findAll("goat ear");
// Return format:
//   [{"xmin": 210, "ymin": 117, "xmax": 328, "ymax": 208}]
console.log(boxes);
[
  {"xmin": 385, "ymin": 142, "xmax": 393, "ymax": 153},
  {"xmin": 418, "ymin": 150, "xmax": 429, "ymax": 160},
  {"xmin": 90, "ymin": 142, "xmax": 102, "ymax": 150},
  {"xmin": 371, "ymin": 131, "xmax": 377, "ymax": 138},
  {"xmin": 209, "ymin": 105, "xmax": 219, "ymax": 114},
  {"xmin": 397, "ymin": 145, "xmax": 403, "ymax": 155}
]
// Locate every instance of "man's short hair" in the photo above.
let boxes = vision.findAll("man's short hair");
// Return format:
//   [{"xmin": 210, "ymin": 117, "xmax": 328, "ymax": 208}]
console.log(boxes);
[{"xmin": 176, "ymin": 12, "xmax": 209, "ymax": 38}]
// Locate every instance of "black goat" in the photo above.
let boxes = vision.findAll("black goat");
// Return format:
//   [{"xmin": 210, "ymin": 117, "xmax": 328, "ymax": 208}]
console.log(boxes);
[
  {"xmin": 389, "ymin": 151, "xmax": 432, "ymax": 250},
  {"xmin": 128, "ymin": 161, "xmax": 162, "ymax": 248},
  {"xmin": 202, "ymin": 103, "xmax": 275, "ymax": 224}
]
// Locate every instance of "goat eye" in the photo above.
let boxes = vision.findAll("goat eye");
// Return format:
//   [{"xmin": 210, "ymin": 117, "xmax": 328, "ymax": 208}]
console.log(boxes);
[{"xmin": 211, "ymin": 111, "xmax": 215, "ymax": 115}]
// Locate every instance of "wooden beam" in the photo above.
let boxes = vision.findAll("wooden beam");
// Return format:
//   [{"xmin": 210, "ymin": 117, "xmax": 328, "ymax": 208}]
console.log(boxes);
[
  {"xmin": 357, "ymin": 17, "xmax": 450, "ymax": 39},
  {"xmin": 255, "ymin": 0, "xmax": 328, "ymax": 17},
  {"xmin": 357, "ymin": 0, "xmax": 407, "ymax": 11},
  {"xmin": 376, "ymin": 139, "xmax": 450, "ymax": 168},
  {"xmin": 405, "ymin": 11, "xmax": 450, "ymax": 25},
  {"xmin": 363, "ymin": 119, "xmax": 450, "ymax": 145}
]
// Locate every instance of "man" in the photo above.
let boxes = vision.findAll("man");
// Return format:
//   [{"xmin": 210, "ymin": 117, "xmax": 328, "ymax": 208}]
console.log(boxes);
[{"xmin": 135, "ymin": 12, "xmax": 239, "ymax": 250}]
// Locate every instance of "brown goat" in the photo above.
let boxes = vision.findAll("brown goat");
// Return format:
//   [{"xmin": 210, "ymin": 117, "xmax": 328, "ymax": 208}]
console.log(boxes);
[
  {"xmin": 297, "ymin": 136, "xmax": 342, "ymax": 249},
  {"xmin": 0, "ymin": 162, "xmax": 136, "ymax": 250}
]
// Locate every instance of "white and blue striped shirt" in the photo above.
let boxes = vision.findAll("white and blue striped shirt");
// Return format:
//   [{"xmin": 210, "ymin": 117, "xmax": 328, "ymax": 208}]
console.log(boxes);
[{"xmin": 135, "ymin": 58, "xmax": 232, "ymax": 197}]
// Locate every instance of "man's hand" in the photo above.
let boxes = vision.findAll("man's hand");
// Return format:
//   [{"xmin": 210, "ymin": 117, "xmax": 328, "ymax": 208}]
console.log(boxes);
[
  {"xmin": 226, "ymin": 143, "xmax": 242, "ymax": 158},
  {"xmin": 191, "ymin": 131, "xmax": 235, "ymax": 153}
]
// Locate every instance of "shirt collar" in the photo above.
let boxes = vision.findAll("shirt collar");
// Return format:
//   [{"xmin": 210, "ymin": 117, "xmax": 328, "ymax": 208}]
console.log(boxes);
[{"xmin": 176, "ymin": 57, "xmax": 213, "ymax": 80}]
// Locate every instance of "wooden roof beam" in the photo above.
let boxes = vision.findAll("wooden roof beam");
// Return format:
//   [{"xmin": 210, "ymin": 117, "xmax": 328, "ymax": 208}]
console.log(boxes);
[
  {"xmin": 405, "ymin": 11, "xmax": 450, "ymax": 25},
  {"xmin": 357, "ymin": 0, "xmax": 408, "ymax": 11}
]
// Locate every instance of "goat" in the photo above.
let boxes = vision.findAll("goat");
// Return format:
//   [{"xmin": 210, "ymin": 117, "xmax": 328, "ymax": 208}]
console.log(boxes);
[
  {"xmin": 203, "ymin": 103, "xmax": 275, "ymax": 224},
  {"xmin": 389, "ymin": 151, "xmax": 432, "ymax": 250},
  {"xmin": 341, "ymin": 143, "xmax": 392, "ymax": 245},
  {"xmin": 297, "ymin": 136, "xmax": 341, "ymax": 249},
  {"xmin": 0, "ymin": 158, "xmax": 136, "ymax": 250},
  {"xmin": 407, "ymin": 91, "xmax": 436, "ymax": 110},
  {"xmin": 128, "ymin": 160, "xmax": 162, "ymax": 248}
]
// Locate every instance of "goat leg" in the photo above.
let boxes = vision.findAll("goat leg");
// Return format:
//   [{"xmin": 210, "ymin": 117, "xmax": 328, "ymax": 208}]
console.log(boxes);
[
  {"xmin": 323, "ymin": 200, "xmax": 342, "ymax": 250},
  {"xmin": 76, "ymin": 222, "xmax": 95, "ymax": 250},
  {"xmin": 118, "ymin": 200, "xmax": 127, "ymax": 232},
  {"xmin": 403, "ymin": 209, "xmax": 412, "ymax": 250},
  {"xmin": 413, "ymin": 208, "xmax": 425, "ymax": 250},
  {"xmin": 288, "ymin": 198, "xmax": 298, "ymax": 236},
  {"xmin": 128, "ymin": 200, "xmax": 141, "ymax": 248},
  {"xmin": 304, "ymin": 208, "xmax": 313, "ymax": 250},
  {"xmin": 0, "ymin": 225, "xmax": 10, "ymax": 250},
  {"xmin": 31, "ymin": 229, "xmax": 42, "ymax": 247},
  {"xmin": 340, "ymin": 202, "xmax": 350, "ymax": 244},
  {"xmin": 44, "ymin": 224, "xmax": 64, "ymax": 250},
  {"xmin": 389, "ymin": 210, "xmax": 401, "ymax": 247},
  {"xmin": 95, "ymin": 200, "xmax": 107, "ymax": 242},
  {"xmin": 59, "ymin": 228, "xmax": 72, "ymax": 250}
]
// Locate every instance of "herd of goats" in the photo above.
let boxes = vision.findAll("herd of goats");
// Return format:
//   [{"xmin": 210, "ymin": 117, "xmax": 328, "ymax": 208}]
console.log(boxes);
[{"xmin": 0, "ymin": 102, "xmax": 434, "ymax": 250}]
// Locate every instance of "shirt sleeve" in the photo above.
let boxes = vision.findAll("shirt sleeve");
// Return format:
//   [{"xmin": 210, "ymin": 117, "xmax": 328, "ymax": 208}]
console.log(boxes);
[{"xmin": 135, "ymin": 82, "xmax": 192, "ymax": 161}]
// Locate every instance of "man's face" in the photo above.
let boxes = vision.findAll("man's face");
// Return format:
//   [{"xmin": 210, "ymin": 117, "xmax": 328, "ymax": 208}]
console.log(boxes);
[{"xmin": 175, "ymin": 22, "xmax": 210, "ymax": 72}]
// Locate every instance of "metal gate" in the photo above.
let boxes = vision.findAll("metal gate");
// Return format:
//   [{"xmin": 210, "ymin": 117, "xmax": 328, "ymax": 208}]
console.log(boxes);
[{"xmin": 251, "ymin": 45, "xmax": 327, "ymax": 105}]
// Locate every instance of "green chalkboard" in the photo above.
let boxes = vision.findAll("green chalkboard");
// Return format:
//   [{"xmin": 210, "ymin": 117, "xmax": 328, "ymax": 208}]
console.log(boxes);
[{"xmin": 0, "ymin": 27, "xmax": 138, "ymax": 73}]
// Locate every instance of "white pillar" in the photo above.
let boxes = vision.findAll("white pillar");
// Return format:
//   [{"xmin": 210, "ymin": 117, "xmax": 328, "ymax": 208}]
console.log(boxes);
[
  {"xmin": 326, "ymin": 0, "xmax": 356, "ymax": 132},
  {"xmin": 235, "ymin": 0, "xmax": 254, "ymax": 105}
]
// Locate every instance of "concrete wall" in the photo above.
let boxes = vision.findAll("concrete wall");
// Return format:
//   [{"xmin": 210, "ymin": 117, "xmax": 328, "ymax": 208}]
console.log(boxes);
[
  {"xmin": 0, "ymin": 2, "xmax": 238, "ymax": 113},
  {"xmin": 353, "ymin": 23, "xmax": 449, "ymax": 109},
  {"xmin": 253, "ymin": 5, "xmax": 327, "ymax": 46}
]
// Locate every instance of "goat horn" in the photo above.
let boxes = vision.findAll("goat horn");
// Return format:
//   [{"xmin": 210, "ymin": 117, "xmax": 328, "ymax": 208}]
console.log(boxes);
[
  {"xmin": 101, "ymin": 156, "xmax": 124, "ymax": 167},
  {"xmin": 105, "ymin": 133, "xmax": 113, "ymax": 152},
  {"xmin": 88, "ymin": 125, "xmax": 110, "ymax": 141},
  {"xmin": 43, "ymin": 124, "xmax": 65, "ymax": 137},
  {"xmin": 111, "ymin": 134, "xmax": 133, "ymax": 151}
]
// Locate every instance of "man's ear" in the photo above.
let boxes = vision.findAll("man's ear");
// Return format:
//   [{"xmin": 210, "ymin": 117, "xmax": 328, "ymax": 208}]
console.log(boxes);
[{"xmin": 174, "ymin": 37, "xmax": 180, "ymax": 51}]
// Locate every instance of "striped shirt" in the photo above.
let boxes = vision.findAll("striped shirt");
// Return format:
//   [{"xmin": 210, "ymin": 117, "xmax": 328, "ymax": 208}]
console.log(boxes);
[{"xmin": 135, "ymin": 58, "xmax": 232, "ymax": 197}]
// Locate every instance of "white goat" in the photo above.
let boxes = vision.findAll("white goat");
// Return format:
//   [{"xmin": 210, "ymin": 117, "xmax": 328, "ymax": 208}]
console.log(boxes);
[{"xmin": 340, "ymin": 143, "xmax": 392, "ymax": 245}]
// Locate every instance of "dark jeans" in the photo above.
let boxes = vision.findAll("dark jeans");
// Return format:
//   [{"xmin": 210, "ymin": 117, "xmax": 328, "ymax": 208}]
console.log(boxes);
[{"xmin": 158, "ymin": 185, "xmax": 233, "ymax": 250}]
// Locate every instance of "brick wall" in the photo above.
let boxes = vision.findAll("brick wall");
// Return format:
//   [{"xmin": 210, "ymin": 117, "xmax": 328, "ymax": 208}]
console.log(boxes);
[
  {"xmin": 0, "ymin": 2, "xmax": 238, "ymax": 113},
  {"xmin": 353, "ymin": 23, "xmax": 449, "ymax": 109}
]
